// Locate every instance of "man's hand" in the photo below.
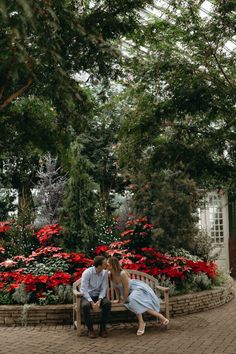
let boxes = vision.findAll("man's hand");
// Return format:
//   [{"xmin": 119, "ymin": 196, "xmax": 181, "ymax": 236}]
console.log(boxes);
[{"xmin": 91, "ymin": 300, "xmax": 101, "ymax": 312}]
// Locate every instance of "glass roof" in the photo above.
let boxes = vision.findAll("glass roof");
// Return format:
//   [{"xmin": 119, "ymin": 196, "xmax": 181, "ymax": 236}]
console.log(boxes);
[{"xmin": 141, "ymin": 0, "xmax": 236, "ymax": 54}]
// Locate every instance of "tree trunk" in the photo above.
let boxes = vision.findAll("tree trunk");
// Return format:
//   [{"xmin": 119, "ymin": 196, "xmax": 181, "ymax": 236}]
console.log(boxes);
[{"xmin": 18, "ymin": 185, "xmax": 35, "ymax": 223}]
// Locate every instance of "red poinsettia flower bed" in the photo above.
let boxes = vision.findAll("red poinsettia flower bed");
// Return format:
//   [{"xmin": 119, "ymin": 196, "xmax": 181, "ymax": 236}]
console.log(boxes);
[
  {"xmin": 0, "ymin": 223, "xmax": 94, "ymax": 304},
  {"xmin": 0, "ymin": 244, "xmax": 93, "ymax": 304},
  {"xmin": 0, "ymin": 218, "xmax": 219, "ymax": 304},
  {"xmin": 94, "ymin": 216, "xmax": 219, "ymax": 291}
]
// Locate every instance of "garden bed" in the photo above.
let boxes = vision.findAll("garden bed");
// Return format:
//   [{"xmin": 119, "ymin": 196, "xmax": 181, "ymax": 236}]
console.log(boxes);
[
  {"xmin": 169, "ymin": 279, "xmax": 235, "ymax": 317},
  {"xmin": 0, "ymin": 280, "xmax": 234, "ymax": 327}
]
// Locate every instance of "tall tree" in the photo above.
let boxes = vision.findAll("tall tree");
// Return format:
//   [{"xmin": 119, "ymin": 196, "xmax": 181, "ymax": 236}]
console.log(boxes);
[
  {"xmin": 117, "ymin": 0, "xmax": 236, "ymax": 250},
  {"xmin": 0, "ymin": 0, "xmax": 154, "ymax": 219},
  {"xmin": 83, "ymin": 88, "xmax": 127, "ymax": 215},
  {"xmin": 0, "ymin": 0, "xmax": 154, "ymax": 111},
  {"xmin": 0, "ymin": 96, "xmax": 62, "ymax": 216},
  {"xmin": 35, "ymin": 154, "xmax": 67, "ymax": 225},
  {"xmin": 61, "ymin": 139, "xmax": 97, "ymax": 252},
  {"xmin": 120, "ymin": 1, "xmax": 236, "ymax": 182}
]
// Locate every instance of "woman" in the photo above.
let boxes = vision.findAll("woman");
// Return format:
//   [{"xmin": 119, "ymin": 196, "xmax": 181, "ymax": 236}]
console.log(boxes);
[{"xmin": 107, "ymin": 256, "xmax": 169, "ymax": 335}]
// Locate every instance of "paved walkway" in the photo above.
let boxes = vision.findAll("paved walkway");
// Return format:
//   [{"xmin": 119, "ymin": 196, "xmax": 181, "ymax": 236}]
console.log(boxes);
[{"xmin": 0, "ymin": 284, "xmax": 235, "ymax": 354}]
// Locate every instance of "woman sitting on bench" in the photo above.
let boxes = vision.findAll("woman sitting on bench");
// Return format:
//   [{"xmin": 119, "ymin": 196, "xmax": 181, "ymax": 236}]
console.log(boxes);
[{"xmin": 107, "ymin": 256, "xmax": 169, "ymax": 336}]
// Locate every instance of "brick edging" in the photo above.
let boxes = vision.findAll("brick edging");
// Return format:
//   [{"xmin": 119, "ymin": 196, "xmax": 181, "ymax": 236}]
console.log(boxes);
[
  {"xmin": 169, "ymin": 280, "xmax": 235, "ymax": 317},
  {"xmin": 0, "ymin": 281, "xmax": 234, "ymax": 326},
  {"xmin": 0, "ymin": 304, "xmax": 73, "ymax": 326}
]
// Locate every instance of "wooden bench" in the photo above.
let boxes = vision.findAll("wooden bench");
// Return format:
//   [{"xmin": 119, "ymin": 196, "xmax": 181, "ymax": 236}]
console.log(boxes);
[{"xmin": 73, "ymin": 269, "xmax": 170, "ymax": 336}]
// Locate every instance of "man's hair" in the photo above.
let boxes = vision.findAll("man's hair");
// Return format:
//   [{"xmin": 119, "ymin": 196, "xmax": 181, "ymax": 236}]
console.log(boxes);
[{"xmin": 94, "ymin": 255, "xmax": 106, "ymax": 268}]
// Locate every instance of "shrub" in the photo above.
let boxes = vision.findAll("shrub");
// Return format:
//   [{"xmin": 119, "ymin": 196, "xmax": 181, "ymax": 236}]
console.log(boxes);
[
  {"xmin": 12, "ymin": 284, "xmax": 31, "ymax": 304},
  {"xmin": 0, "ymin": 217, "xmax": 225, "ymax": 304},
  {"xmin": 191, "ymin": 229, "xmax": 219, "ymax": 261},
  {"xmin": 94, "ymin": 207, "xmax": 120, "ymax": 246},
  {"xmin": 193, "ymin": 272, "xmax": 212, "ymax": 290},
  {"xmin": 38, "ymin": 285, "xmax": 73, "ymax": 305},
  {"xmin": 0, "ymin": 220, "xmax": 39, "ymax": 258}
]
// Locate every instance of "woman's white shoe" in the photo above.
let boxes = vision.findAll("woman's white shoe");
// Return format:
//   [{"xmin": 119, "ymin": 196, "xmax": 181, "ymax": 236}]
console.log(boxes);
[{"xmin": 136, "ymin": 323, "xmax": 146, "ymax": 336}]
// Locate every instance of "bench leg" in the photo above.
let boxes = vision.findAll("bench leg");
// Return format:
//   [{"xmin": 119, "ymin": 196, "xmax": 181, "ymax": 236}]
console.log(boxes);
[{"xmin": 76, "ymin": 297, "xmax": 81, "ymax": 336}]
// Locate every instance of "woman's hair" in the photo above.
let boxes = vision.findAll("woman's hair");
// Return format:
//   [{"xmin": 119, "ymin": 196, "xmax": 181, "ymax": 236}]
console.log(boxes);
[{"xmin": 107, "ymin": 256, "xmax": 122, "ymax": 273}]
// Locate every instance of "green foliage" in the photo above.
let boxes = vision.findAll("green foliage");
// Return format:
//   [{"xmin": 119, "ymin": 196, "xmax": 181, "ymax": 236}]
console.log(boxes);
[
  {"xmin": 12, "ymin": 284, "xmax": 31, "ymax": 305},
  {"xmin": 213, "ymin": 269, "xmax": 233, "ymax": 287},
  {"xmin": 172, "ymin": 272, "xmax": 214, "ymax": 295},
  {"xmin": 38, "ymin": 285, "xmax": 73, "ymax": 305},
  {"xmin": 2, "ymin": 220, "xmax": 39, "ymax": 258},
  {"xmin": 156, "ymin": 275, "xmax": 176, "ymax": 297},
  {"xmin": 83, "ymin": 92, "xmax": 127, "ymax": 215},
  {"xmin": 12, "ymin": 283, "xmax": 72, "ymax": 305},
  {"xmin": 118, "ymin": 0, "xmax": 236, "ymax": 197},
  {"xmin": 0, "ymin": 97, "xmax": 60, "ymax": 153},
  {"xmin": 61, "ymin": 140, "xmax": 97, "ymax": 253},
  {"xmin": 0, "ymin": 96, "xmax": 63, "ymax": 219},
  {"xmin": 191, "ymin": 229, "xmax": 219, "ymax": 261},
  {"xmin": 94, "ymin": 207, "xmax": 120, "ymax": 246},
  {"xmin": 111, "ymin": 1, "xmax": 236, "ymax": 261},
  {"xmin": 0, "ymin": 290, "xmax": 13, "ymax": 305},
  {"xmin": 0, "ymin": 0, "xmax": 153, "ymax": 110},
  {"xmin": 131, "ymin": 169, "xmax": 199, "ymax": 252},
  {"xmin": 0, "ymin": 190, "xmax": 16, "ymax": 221},
  {"xmin": 169, "ymin": 248, "xmax": 201, "ymax": 261},
  {"xmin": 0, "ymin": 0, "xmax": 154, "ymax": 225},
  {"xmin": 193, "ymin": 272, "xmax": 212, "ymax": 291},
  {"xmin": 25, "ymin": 258, "xmax": 69, "ymax": 276}
]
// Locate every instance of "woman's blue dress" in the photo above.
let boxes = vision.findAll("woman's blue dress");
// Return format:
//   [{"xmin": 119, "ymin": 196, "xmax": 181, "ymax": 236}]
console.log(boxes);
[{"xmin": 113, "ymin": 271, "xmax": 160, "ymax": 315}]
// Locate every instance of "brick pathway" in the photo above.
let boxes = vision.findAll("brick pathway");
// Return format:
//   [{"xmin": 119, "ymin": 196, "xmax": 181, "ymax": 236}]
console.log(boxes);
[{"xmin": 0, "ymin": 283, "xmax": 235, "ymax": 354}]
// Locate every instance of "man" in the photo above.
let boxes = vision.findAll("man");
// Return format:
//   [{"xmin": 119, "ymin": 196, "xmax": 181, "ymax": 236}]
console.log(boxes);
[{"xmin": 80, "ymin": 255, "xmax": 111, "ymax": 338}]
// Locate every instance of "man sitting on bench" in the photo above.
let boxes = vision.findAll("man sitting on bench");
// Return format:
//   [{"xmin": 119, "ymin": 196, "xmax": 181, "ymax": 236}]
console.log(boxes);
[{"xmin": 80, "ymin": 255, "xmax": 111, "ymax": 338}]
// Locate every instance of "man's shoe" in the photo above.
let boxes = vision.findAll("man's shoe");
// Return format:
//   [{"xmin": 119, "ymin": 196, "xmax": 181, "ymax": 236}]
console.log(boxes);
[
  {"xmin": 99, "ymin": 329, "xmax": 108, "ymax": 338},
  {"xmin": 88, "ymin": 330, "xmax": 97, "ymax": 339}
]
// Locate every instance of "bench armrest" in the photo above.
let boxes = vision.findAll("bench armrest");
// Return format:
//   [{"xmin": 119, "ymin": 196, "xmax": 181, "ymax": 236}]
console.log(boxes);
[
  {"xmin": 73, "ymin": 289, "xmax": 82, "ymax": 297},
  {"xmin": 155, "ymin": 285, "xmax": 169, "ymax": 293}
]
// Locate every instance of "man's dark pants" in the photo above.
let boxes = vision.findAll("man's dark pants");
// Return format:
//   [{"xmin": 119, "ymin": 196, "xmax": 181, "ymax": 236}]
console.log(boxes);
[{"xmin": 81, "ymin": 296, "xmax": 111, "ymax": 331}]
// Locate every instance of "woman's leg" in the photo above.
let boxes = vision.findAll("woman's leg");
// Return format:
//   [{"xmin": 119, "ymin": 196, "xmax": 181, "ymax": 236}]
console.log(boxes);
[
  {"xmin": 146, "ymin": 309, "xmax": 169, "ymax": 324},
  {"xmin": 137, "ymin": 314, "xmax": 145, "ymax": 331}
]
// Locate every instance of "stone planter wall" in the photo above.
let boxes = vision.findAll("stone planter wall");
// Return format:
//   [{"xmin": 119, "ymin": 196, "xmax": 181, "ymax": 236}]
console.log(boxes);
[
  {"xmin": 0, "ymin": 281, "xmax": 234, "ymax": 326},
  {"xmin": 169, "ymin": 280, "xmax": 235, "ymax": 317},
  {"xmin": 0, "ymin": 304, "xmax": 73, "ymax": 326}
]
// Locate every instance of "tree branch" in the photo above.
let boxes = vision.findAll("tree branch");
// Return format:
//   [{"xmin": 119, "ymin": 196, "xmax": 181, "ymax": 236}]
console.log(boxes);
[
  {"xmin": 0, "ymin": 87, "xmax": 4, "ymax": 100},
  {"xmin": 0, "ymin": 78, "xmax": 33, "ymax": 111},
  {"xmin": 189, "ymin": 4, "xmax": 235, "ymax": 89}
]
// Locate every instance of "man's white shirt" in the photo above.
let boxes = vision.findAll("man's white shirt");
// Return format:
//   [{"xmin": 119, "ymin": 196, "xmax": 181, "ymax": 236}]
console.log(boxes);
[{"xmin": 80, "ymin": 266, "xmax": 108, "ymax": 302}]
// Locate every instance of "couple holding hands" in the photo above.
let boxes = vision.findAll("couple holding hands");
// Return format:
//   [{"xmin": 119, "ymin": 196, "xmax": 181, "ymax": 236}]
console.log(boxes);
[{"xmin": 80, "ymin": 255, "xmax": 169, "ymax": 339}]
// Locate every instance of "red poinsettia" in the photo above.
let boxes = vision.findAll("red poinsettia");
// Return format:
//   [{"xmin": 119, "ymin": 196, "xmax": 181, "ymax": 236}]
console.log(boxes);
[
  {"xmin": 0, "ymin": 259, "xmax": 17, "ymax": 268},
  {"xmin": 0, "ymin": 221, "xmax": 11, "ymax": 234},
  {"xmin": 121, "ymin": 229, "xmax": 134, "ymax": 237},
  {"xmin": 94, "ymin": 245, "xmax": 109, "ymax": 255},
  {"xmin": 73, "ymin": 267, "xmax": 87, "ymax": 280},
  {"xmin": 24, "ymin": 246, "xmax": 62, "ymax": 263},
  {"xmin": 36, "ymin": 224, "xmax": 62, "ymax": 245},
  {"xmin": 109, "ymin": 240, "xmax": 131, "ymax": 249}
]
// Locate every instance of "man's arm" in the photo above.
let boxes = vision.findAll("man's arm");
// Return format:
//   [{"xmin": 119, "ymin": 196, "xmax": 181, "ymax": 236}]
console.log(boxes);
[{"xmin": 80, "ymin": 269, "xmax": 93, "ymax": 303}]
